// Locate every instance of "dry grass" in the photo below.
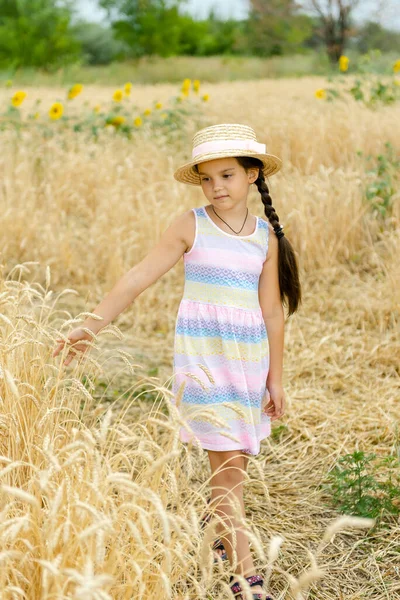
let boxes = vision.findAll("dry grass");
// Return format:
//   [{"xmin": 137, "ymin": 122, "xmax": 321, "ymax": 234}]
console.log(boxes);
[{"xmin": 0, "ymin": 77, "xmax": 399, "ymax": 599}]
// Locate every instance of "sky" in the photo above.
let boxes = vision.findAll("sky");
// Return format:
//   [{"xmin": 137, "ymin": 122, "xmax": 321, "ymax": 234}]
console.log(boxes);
[{"xmin": 76, "ymin": 0, "xmax": 400, "ymax": 31}]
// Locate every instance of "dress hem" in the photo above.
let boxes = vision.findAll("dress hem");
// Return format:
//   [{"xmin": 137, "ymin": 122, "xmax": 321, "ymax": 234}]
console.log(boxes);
[{"xmin": 179, "ymin": 429, "xmax": 271, "ymax": 456}]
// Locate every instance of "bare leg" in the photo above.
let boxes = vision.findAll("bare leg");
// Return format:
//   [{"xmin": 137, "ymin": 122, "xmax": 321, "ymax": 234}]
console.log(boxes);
[
  {"xmin": 207, "ymin": 450, "xmax": 262, "ymax": 595},
  {"xmin": 243, "ymin": 453, "xmax": 250, "ymax": 473},
  {"xmin": 211, "ymin": 452, "xmax": 249, "ymax": 559}
]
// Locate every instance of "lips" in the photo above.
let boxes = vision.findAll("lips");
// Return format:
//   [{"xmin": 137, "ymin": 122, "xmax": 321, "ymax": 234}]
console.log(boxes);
[{"xmin": 215, "ymin": 195, "xmax": 227, "ymax": 199}]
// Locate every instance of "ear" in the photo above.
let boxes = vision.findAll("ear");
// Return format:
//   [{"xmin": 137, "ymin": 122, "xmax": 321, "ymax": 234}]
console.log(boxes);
[{"xmin": 247, "ymin": 168, "xmax": 259, "ymax": 184}]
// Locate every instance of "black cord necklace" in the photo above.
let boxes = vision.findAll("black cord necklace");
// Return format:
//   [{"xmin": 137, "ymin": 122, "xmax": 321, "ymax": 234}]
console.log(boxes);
[{"xmin": 212, "ymin": 205, "xmax": 248, "ymax": 235}]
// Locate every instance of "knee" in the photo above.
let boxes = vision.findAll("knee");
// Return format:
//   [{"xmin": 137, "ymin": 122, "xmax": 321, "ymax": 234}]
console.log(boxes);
[{"xmin": 210, "ymin": 454, "xmax": 245, "ymax": 489}]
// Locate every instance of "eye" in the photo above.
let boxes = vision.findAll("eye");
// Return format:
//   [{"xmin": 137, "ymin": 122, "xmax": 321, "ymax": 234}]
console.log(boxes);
[{"xmin": 223, "ymin": 174, "xmax": 232, "ymax": 178}]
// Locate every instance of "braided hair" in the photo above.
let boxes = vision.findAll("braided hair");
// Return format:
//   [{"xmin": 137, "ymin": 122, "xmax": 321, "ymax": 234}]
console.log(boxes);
[
  {"xmin": 236, "ymin": 156, "xmax": 301, "ymax": 316},
  {"xmin": 255, "ymin": 169, "xmax": 285, "ymax": 240}
]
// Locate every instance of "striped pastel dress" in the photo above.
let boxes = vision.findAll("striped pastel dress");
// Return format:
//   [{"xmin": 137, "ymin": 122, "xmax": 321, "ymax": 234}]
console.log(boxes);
[{"xmin": 171, "ymin": 205, "xmax": 271, "ymax": 456}]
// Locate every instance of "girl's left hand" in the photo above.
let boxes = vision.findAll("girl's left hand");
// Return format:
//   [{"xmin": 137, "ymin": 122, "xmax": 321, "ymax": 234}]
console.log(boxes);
[{"xmin": 263, "ymin": 383, "xmax": 285, "ymax": 421}]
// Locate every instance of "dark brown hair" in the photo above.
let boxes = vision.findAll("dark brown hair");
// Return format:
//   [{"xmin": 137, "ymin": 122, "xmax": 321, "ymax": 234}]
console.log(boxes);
[{"xmin": 195, "ymin": 157, "xmax": 302, "ymax": 316}]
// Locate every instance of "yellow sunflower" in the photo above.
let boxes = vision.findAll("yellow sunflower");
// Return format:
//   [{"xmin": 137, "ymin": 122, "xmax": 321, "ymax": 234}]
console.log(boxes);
[
  {"xmin": 339, "ymin": 55, "xmax": 349, "ymax": 72},
  {"xmin": 49, "ymin": 102, "xmax": 64, "ymax": 120},
  {"xmin": 93, "ymin": 104, "xmax": 101, "ymax": 113},
  {"xmin": 202, "ymin": 93, "xmax": 210, "ymax": 102},
  {"xmin": 144, "ymin": 108, "xmax": 152, "ymax": 116},
  {"xmin": 113, "ymin": 89, "xmax": 124, "ymax": 102},
  {"xmin": 109, "ymin": 115, "xmax": 126, "ymax": 127},
  {"xmin": 11, "ymin": 91, "xmax": 27, "ymax": 107},
  {"xmin": 124, "ymin": 82, "xmax": 132, "ymax": 95},
  {"xmin": 393, "ymin": 59, "xmax": 400, "ymax": 74},
  {"xmin": 133, "ymin": 117, "xmax": 143, "ymax": 127},
  {"xmin": 155, "ymin": 102, "xmax": 162, "ymax": 110},
  {"xmin": 314, "ymin": 88, "xmax": 326, "ymax": 100},
  {"xmin": 182, "ymin": 78, "xmax": 191, "ymax": 92},
  {"xmin": 193, "ymin": 79, "xmax": 200, "ymax": 93},
  {"xmin": 67, "ymin": 83, "xmax": 83, "ymax": 100}
]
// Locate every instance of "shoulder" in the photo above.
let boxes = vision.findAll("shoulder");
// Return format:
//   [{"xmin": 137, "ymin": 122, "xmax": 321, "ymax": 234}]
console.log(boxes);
[
  {"xmin": 258, "ymin": 215, "xmax": 274, "ymax": 235},
  {"xmin": 258, "ymin": 216, "xmax": 278, "ymax": 261},
  {"xmin": 167, "ymin": 208, "xmax": 196, "ymax": 230},
  {"xmin": 169, "ymin": 208, "xmax": 196, "ymax": 252}
]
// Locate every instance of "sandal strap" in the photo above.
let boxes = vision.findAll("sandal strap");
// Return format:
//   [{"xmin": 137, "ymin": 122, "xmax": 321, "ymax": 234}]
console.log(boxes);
[
  {"xmin": 230, "ymin": 574, "xmax": 265, "ymax": 597},
  {"xmin": 246, "ymin": 575, "xmax": 264, "ymax": 587},
  {"xmin": 212, "ymin": 537, "xmax": 225, "ymax": 551}
]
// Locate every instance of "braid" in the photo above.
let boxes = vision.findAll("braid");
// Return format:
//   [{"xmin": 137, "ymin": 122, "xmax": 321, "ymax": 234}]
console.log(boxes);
[{"xmin": 255, "ymin": 170, "xmax": 284, "ymax": 239}]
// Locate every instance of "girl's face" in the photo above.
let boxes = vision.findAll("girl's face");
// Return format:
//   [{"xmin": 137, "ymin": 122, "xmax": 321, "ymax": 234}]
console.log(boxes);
[{"xmin": 197, "ymin": 157, "xmax": 259, "ymax": 210}]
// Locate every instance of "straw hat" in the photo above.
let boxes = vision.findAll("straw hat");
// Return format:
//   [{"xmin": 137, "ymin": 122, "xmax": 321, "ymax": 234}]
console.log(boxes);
[{"xmin": 173, "ymin": 123, "xmax": 282, "ymax": 186}]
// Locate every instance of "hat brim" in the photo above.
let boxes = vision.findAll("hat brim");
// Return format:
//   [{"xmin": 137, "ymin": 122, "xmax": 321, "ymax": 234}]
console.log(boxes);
[{"xmin": 173, "ymin": 150, "xmax": 282, "ymax": 186}]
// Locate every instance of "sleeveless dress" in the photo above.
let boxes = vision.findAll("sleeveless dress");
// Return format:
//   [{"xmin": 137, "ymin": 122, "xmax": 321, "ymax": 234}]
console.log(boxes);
[{"xmin": 171, "ymin": 205, "xmax": 271, "ymax": 456}]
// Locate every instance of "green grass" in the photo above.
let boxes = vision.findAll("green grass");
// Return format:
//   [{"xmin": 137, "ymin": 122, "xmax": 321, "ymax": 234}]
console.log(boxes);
[
  {"xmin": 1, "ymin": 51, "xmax": 398, "ymax": 87},
  {"xmin": 2, "ymin": 51, "xmax": 397, "ymax": 87}
]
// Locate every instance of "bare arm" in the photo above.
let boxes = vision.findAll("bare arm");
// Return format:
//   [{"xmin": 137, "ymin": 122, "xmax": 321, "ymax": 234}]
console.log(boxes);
[
  {"xmin": 80, "ymin": 210, "xmax": 192, "ymax": 334},
  {"xmin": 258, "ymin": 222, "xmax": 284, "ymax": 387}
]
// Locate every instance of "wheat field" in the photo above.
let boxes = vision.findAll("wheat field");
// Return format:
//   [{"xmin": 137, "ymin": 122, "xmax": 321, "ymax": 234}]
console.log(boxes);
[{"xmin": 0, "ymin": 77, "xmax": 399, "ymax": 599}]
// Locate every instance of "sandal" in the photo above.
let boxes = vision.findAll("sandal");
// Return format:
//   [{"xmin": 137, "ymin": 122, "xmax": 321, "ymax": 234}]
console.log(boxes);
[
  {"xmin": 229, "ymin": 574, "xmax": 273, "ymax": 600},
  {"xmin": 201, "ymin": 497, "xmax": 228, "ymax": 562},
  {"xmin": 212, "ymin": 537, "xmax": 228, "ymax": 562}
]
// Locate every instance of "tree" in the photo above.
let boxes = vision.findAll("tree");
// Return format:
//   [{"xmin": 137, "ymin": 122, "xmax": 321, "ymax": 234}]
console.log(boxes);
[
  {"xmin": 0, "ymin": 0, "xmax": 80, "ymax": 70},
  {"xmin": 302, "ymin": 0, "xmax": 360, "ymax": 64},
  {"xmin": 73, "ymin": 21, "xmax": 128, "ymax": 65},
  {"xmin": 248, "ymin": 0, "xmax": 314, "ymax": 57},
  {"xmin": 353, "ymin": 20, "xmax": 400, "ymax": 54},
  {"xmin": 99, "ymin": 0, "xmax": 186, "ymax": 57}
]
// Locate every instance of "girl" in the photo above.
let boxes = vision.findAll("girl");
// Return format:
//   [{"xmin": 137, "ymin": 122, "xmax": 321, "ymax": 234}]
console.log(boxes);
[{"xmin": 53, "ymin": 123, "xmax": 301, "ymax": 600}]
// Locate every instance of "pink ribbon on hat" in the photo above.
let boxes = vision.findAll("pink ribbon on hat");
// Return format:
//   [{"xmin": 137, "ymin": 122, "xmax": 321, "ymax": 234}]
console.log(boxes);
[{"xmin": 192, "ymin": 139, "xmax": 266, "ymax": 159}]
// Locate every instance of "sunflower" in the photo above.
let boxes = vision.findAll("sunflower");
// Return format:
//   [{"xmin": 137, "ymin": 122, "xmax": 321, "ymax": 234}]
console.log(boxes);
[
  {"xmin": 193, "ymin": 79, "xmax": 200, "ymax": 93},
  {"xmin": 93, "ymin": 104, "xmax": 101, "ymax": 113},
  {"xmin": 33, "ymin": 112, "xmax": 40, "ymax": 120},
  {"xmin": 155, "ymin": 102, "xmax": 162, "ymax": 110},
  {"xmin": 67, "ymin": 83, "xmax": 83, "ymax": 100},
  {"xmin": 11, "ymin": 91, "xmax": 27, "ymax": 107},
  {"xmin": 113, "ymin": 89, "xmax": 124, "ymax": 102},
  {"xmin": 182, "ymin": 78, "xmax": 191, "ymax": 93},
  {"xmin": 49, "ymin": 102, "xmax": 64, "ymax": 120},
  {"xmin": 393, "ymin": 59, "xmax": 400, "ymax": 74},
  {"xmin": 144, "ymin": 108, "xmax": 152, "ymax": 116},
  {"xmin": 109, "ymin": 115, "xmax": 126, "ymax": 127},
  {"xmin": 133, "ymin": 117, "xmax": 143, "ymax": 127},
  {"xmin": 339, "ymin": 55, "xmax": 349, "ymax": 72},
  {"xmin": 314, "ymin": 88, "xmax": 326, "ymax": 100},
  {"xmin": 202, "ymin": 94, "xmax": 210, "ymax": 102},
  {"xmin": 124, "ymin": 82, "xmax": 132, "ymax": 95}
]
